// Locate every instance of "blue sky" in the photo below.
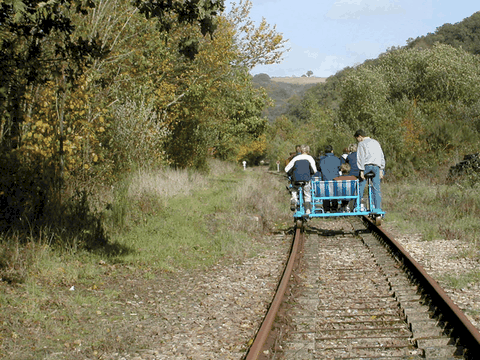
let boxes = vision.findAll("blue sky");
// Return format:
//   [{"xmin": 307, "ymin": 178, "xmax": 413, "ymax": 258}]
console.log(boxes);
[{"xmin": 224, "ymin": 0, "xmax": 479, "ymax": 78}]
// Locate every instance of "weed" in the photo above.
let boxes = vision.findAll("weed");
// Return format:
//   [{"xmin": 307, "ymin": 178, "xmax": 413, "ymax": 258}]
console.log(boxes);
[
  {"xmin": 383, "ymin": 179, "xmax": 480, "ymax": 247},
  {"xmin": 440, "ymin": 271, "xmax": 480, "ymax": 289}
]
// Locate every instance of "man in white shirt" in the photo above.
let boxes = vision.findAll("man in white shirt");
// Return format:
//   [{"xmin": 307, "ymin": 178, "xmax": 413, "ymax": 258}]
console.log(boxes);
[{"xmin": 355, "ymin": 129, "xmax": 385, "ymax": 211}]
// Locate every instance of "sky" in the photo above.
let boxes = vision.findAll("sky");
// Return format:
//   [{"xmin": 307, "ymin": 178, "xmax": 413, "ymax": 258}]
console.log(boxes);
[{"xmin": 224, "ymin": 0, "xmax": 480, "ymax": 78}]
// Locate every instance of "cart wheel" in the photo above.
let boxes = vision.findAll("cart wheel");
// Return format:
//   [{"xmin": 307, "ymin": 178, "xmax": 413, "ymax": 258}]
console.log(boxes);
[
  {"xmin": 374, "ymin": 215, "xmax": 382, "ymax": 226},
  {"xmin": 296, "ymin": 219, "xmax": 303, "ymax": 229}
]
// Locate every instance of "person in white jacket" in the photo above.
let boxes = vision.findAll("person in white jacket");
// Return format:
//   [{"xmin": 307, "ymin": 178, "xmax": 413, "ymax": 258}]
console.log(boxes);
[{"xmin": 285, "ymin": 145, "xmax": 318, "ymax": 214}]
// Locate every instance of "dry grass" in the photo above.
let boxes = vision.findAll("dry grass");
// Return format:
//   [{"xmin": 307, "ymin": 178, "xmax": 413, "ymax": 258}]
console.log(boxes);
[
  {"xmin": 383, "ymin": 176, "xmax": 480, "ymax": 250},
  {"xmin": 270, "ymin": 76, "xmax": 327, "ymax": 85},
  {"xmin": 127, "ymin": 159, "xmax": 237, "ymax": 200}
]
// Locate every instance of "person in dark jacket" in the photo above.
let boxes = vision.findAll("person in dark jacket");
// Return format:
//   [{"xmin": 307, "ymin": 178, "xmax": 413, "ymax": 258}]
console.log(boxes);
[
  {"xmin": 313, "ymin": 150, "xmax": 323, "ymax": 179},
  {"xmin": 319, "ymin": 145, "xmax": 342, "ymax": 212},
  {"xmin": 320, "ymin": 145, "xmax": 342, "ymax": 180},
  {"xmin": 285, "ymin": 145, "xmax": 317, "ymax": 215},
  {"xmin": 345, "ymin": 143, "xmax": 360, "ymax": 178}
]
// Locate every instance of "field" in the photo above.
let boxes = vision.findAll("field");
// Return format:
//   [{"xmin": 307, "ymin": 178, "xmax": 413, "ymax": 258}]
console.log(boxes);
[{"xmin": 270, "ymin": 76, "xmax": 328, "ymax": 85}]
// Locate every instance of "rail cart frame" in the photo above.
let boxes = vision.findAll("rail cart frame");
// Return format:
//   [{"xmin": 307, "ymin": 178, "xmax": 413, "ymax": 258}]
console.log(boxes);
[{"xmin": 293, "ymin": 173, "xmax": 385, "ymax": 225}]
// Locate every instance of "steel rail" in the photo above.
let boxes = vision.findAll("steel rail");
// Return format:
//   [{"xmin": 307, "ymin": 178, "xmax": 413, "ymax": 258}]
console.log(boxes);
[
  {"xmin": 244, "ymin": 223, "xmax": 304, "ymax": 360},
  {"xmin": 363, "ymin": 216, "xmax": 480, "ymax": 358}
]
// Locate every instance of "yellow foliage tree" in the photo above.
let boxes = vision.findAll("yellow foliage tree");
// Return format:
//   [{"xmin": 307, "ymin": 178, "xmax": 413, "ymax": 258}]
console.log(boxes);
[
  {"xmin": 236, "ymin": 134, "xmax": 267, "ymax": 165},
  {"xmin": 226, "ymin": 0, "xmax": 290, "ymax": 69},
  {"xmin": 18, "ymin": 76, "xmax": 110, "ymax": 180}
]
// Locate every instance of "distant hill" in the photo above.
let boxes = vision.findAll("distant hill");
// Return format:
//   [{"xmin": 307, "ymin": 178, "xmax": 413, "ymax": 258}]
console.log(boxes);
[
  {"xmin": 271, "ymin": 77, "xmax": 327, "ymax": 85},
  {"xmin": 252, "ymin": 74, "xmax": 326, "ymax": 121},
  {"xmin": 258, "ymin": 10, "xmax": 480, "ymax": 126}
]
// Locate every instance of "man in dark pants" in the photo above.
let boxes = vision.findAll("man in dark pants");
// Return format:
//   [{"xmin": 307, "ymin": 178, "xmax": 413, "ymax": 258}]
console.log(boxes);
[
  {"xmin": 319, "ymin": 145, "xmax": 342, "ymax": 212},
  {"xmin": 355, "ymin": 129, "xmax": 385, "ymax": 210}
]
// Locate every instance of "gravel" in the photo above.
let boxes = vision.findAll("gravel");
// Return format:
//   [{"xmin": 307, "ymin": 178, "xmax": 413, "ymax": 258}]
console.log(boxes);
[
  {"xmin": 99, "ymin": 220, "xmax": 480, "ymax": 360},
  {"xmin": 100, "ymin": 233, "xmax": 291, "ymax": 360},
  {"xmin": 382, "ymin": 223, "xmax": 480, "ymax": 330}
]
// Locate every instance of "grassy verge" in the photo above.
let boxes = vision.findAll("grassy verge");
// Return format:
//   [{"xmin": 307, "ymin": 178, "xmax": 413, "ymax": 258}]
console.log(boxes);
[
  {"xmin": 0, "ymin": 160, "xmax": 291, "ymax": 359},
  {"xmin": 383, "ymin": 178, "xmax": 480, "ymax": 248},
  {"xmin": 382, "ymin": 175, "xmax": 480, "ymax": 289}
]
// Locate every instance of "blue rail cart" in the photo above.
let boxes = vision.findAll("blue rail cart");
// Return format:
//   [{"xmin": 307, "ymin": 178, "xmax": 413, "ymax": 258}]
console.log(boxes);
[{"xmin": 292, "ymin": 172, "xmax": 385, "ymax": 225}]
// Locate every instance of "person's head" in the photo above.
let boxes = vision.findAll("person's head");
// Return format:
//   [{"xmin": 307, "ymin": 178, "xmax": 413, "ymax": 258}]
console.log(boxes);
[
  {"xmin": 325, "ymin": 145, "xmax": 333, "ymax": 153},
  {"xmin": 343, "ymin": 147, "xmax": 349, "ymax": 154},
  {"xmin": 300, "ymin": 144, "xmax": 310, "ymax": 154},
  {"xmin": 340, "ymin": 162, "xmax": 351, "ymax": 174},
  {"xmin": 354, "ymin": 129, "xmax": 367, "ymax": 142},
  {"xmin": 348, "ymin": 143, "xmax": 357, "ymax": 152},
  {"xmin": 295, "ymin": 144, "xmax": 301, "ymax": 153}
]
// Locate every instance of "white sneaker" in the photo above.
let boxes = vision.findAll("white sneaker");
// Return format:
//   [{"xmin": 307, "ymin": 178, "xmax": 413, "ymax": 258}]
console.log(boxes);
[{"xmin": 305, "ymin": 209, "xmax": 311, "ymax": 215}]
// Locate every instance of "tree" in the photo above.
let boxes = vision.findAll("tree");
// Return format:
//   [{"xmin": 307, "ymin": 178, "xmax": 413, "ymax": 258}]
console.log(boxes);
[
  {"xmin": 0, "ymin": 0, "xmax": 229, "ymax": 230},
  {"xmin": 226, "ymin": 0, "xmax": 289, "ymax": 69},
  {"xmin": 0, "ymin": 0, "xmax": 106, "ymax": 152},
  {"xmin": 337, "ymin": 43, "xmax": 480, "ymax": 175},
  {"xmin": 132, "ymin": 0, "xmax": 225, "ymax": 59},
  {"xmin": 306, "ymin": 70, "xmax": 313, "ymax": 77},
  {"xmin": 407, "ymin": 11, "xmax": 480, "ymax": 55}
]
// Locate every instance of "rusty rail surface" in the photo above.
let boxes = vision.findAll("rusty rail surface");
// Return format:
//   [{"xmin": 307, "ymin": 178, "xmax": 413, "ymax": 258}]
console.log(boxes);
[
  {"xmin": 363, "ymin": 216, "xmax": 480, "ymax": 358},
  {"xmin": 244, "ymin": 223, "xmax": 304, "ymax": 360}
]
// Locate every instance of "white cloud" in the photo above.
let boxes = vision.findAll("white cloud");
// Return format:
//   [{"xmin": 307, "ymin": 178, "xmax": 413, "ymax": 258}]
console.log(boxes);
[{"xmin": 327, "ymin": 0, "xmax": 405, "ymax": 19}]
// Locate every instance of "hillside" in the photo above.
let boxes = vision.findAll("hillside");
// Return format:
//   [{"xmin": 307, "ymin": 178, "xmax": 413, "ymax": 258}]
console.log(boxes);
[
  {"xmin": 265, "ymin": 10, "xmax": 480, "ymax": 126},
  {"xmin": 407, "ymin": 11, "xmax": 480, "ymax": 54},
  {"xmin": 252, "ymin": 74, "xmax": 327, "ymax": 121},
  {"xmin": 271, "ymin": 77, "xmax": 327, "ymax": 85}
]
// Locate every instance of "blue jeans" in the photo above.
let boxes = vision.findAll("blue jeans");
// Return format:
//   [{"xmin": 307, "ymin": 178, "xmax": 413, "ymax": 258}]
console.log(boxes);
[{"xmin": 358, "ymin": 165, "xmax": 382, "ymax": 210}]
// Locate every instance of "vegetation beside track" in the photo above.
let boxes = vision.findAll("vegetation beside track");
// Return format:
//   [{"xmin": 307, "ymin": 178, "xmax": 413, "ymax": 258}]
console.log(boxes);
[
  {"xmin": 0, "ymin": 161, "xmax": 290, "ymax": 359},
  {"xmin": 382, "ymin": 172, "xmax": 480, "ymax": 289},
  {"xmin": 383, "ymin": 174, "xmax": 480, "ymax": 249}
]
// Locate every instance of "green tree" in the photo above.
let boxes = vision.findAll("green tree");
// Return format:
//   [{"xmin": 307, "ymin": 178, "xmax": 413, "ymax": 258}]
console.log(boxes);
[
  {"xmin": 337, "ymin": 43, "xmax": 480, "ymax": 175},
  {"xmin": 407, "ymin": 11, "xmax": 480, "ymax": 55}
]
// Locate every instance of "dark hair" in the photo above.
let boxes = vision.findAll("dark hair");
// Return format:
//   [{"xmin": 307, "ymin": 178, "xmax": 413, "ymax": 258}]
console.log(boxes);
[
  {"xmin": 325, "ymin": 145, "xmax": 333, "ymax": 153},
  {"xmin": 354, "ymin": 129, "xmax": 366, "ymax": 137}
]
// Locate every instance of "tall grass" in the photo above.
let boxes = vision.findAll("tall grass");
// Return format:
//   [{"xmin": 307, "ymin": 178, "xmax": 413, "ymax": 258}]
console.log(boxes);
[
  {"xmin": 104, "ymin": 160, "xmax": 289, "ymax": 270},
  {"xmin": 383, "ymin": 175, "xmax": 480, "ymax": 256},
  {"xmin": 0, "ymin": 159, "xmax": 289, "ymax": 285}
]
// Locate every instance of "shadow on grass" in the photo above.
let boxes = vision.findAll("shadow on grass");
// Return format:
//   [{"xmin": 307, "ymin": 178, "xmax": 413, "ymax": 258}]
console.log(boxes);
[{"xmin": 0, "ymin": 186, "xmax": 136, "ymax": 258}]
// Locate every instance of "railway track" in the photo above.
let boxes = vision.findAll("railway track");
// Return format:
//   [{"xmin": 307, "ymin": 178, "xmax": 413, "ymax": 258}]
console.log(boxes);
[{"xmin": 244, "ymin": 217, "xmax": 480, "ymax": 359}]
